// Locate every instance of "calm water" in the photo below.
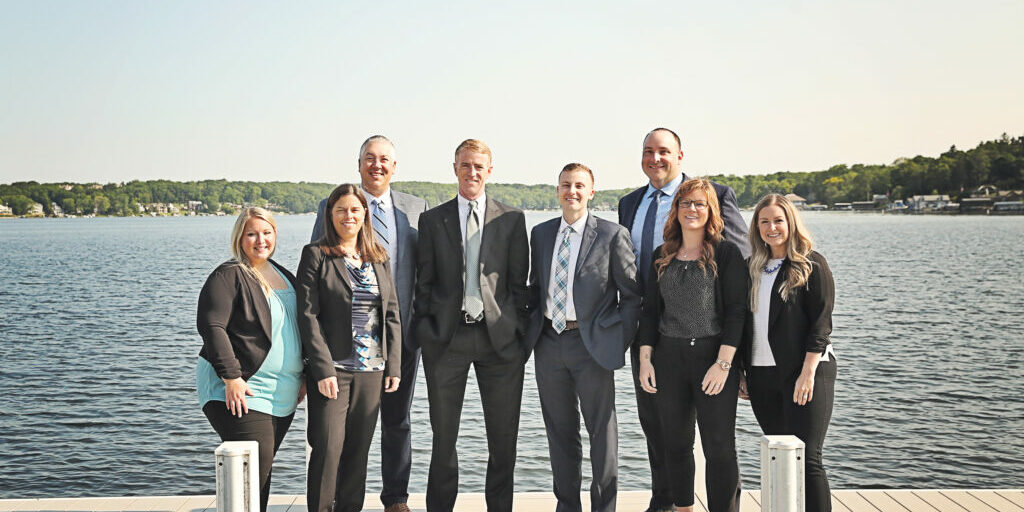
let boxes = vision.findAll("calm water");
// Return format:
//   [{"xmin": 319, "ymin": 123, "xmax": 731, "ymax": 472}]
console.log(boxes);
[{"xmin": 0, "ymin": 212, "xmax": 1022, "ymax": 498}]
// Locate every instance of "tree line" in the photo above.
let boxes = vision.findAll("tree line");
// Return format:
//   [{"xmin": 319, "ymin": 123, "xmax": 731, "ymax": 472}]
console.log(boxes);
[{"xmin": 2, "ymin": 134, "xmax": 1021, "ymax": 216}]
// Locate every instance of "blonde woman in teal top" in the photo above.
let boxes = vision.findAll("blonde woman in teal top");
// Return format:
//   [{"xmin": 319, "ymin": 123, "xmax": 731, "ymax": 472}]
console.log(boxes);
[{"xmin": 196, "ymin": 207, "xmax": 305, "ymax": 512}]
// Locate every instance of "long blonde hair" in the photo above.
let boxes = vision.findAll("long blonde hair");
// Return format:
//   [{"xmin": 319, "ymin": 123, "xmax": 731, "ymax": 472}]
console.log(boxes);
[
  {"xmin": 748, "ymin": 194, "xmax": 814, "ymax": 310},
  {"xmin": 230, "ymin": 207, "xmax": 277, "ymax": 295},
  {"xmin": 654, "ymin": 178, "xmax": 724, "ymax": 278}
]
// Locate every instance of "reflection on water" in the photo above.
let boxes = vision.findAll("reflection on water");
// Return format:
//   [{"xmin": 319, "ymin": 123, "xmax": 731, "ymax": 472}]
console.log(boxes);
[{"xmin": 0, "ymin": 212, "xmax": 1022, "ymax": 497}]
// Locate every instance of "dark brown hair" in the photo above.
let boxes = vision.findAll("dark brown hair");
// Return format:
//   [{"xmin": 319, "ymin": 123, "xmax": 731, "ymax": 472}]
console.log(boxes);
[
  {"xmin": 559, "ymin": 162, "xmax": 594, "ymax": 185},
  {"xmin": 654, "ymin": 178, "xmax": 724, "ymax": 278},
  {"xmin": 319, "ymin": 184, "xmax": 388, "ymax": 263}
]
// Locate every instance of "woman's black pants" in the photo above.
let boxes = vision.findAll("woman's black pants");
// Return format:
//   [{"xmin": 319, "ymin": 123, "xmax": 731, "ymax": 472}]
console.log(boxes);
[
  {"xmin": 203, "ymin": 402, "xmax": 294, "ymax": 512},
  {"xmin": 652, "ymin": 336, "xmax": 741, "ymax": 512},
  {"xmin": 306, "ymin": 369, "xmax": 383, "ymax": 512},
  {"xmin": 748, "ymin": 359, "xmax": 836, "ymax": 512}
]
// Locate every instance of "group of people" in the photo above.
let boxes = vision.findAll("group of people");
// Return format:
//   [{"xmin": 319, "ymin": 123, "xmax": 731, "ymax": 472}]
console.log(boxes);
[{"xmin": 195, "ymin": 128, "xmax": 838, "ymax": 512}]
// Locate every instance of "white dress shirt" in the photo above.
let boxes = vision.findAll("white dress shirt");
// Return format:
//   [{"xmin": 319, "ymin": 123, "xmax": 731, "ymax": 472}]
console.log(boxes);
[
  {"xmin": 630, "ymin": 174, "xmax": 684, "ymax": 258},
  {"xmin": 545, "ymin": 212, "xmax": 588, "ymax": 322},
  {"xmin": 457, "ymin": 192, "xmax": 486, "ymax": 245},
  {"xmin": 364, "ymin": 188, "xmax": 398, "ymax": 264}
]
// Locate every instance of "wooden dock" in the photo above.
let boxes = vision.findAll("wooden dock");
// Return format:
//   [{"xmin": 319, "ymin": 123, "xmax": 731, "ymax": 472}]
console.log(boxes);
[{"xmin": 2, "ymin": 490, "xmax": 1022, "ymax": 512}]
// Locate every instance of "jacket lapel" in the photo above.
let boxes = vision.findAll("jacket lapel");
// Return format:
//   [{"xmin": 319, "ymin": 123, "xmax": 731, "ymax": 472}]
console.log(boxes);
[
  {"xmin": 480, "ymin": 197, "xmax": 502, "ymax": 255},
  {"xmin": 768, "ymin": 259, "xmax": 789, "ymax": 331},
  {"xmin": 372, "ymin": 261, "xmax": 390, "ymax": 307},
  {"xmin": 330, "ymin": 255, "xmax": 353, "ymax": 292},
  {"xmin": 538, "ymin": 219, "xmax": 558, "ymax": 297},
  {"xmin": 441, "ymin": 199, "xmax": 463, "ymax": 254},
  {"xmin": 575, "ymin": 214, "xmax": 598, "ymax": 275}
]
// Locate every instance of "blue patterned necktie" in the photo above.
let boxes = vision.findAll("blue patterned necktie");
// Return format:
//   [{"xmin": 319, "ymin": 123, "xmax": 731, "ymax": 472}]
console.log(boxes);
[
  {"xmin": 551, "ymin": 225, "xmax": 574, "ymax": 333},
  {"xmin": 371, "ymin": 198, "xmax": 389, "ymax": 250},
  {"xmin": 638, "ymin": 189, "xmax": 663, "ymax": 285}
]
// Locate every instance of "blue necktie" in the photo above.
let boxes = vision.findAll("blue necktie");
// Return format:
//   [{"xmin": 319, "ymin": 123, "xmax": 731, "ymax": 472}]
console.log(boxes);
[
  {"xmin": 551, "ymin": 225, "xmax": 574, "ymax": 333},
  {"xmin": 638, "ymin": 189, "xmax": 663, "ymax": 285},
  {"xmin": 371, "ymin": 199, "xmax": 389, "ymax": 250}
]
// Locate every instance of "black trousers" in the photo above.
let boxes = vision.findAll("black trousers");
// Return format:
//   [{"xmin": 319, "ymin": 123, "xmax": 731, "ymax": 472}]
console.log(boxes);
[
  {"xmin": 422, "ymin": 322, "xmax": 525, "ymax": 512},
  {"xmin": 202, "ymin": 402, "xmax": 294, "ymax": 512},
  {"xmin": 379, "ymin": 342, "xmax": 421, "ymax": 507},
  {"xmin": 630, "ymin": 341, "xmax": 673, "ymax": 510},
  {"xmin": 748, "ymin": 359, "xmax": 836, "ymax": 512},
  {"xmin": 652, "ymin": 336, "xmax": 740, "ymax": 512},
  {"xmin": 306, "ymin": 370, "xmax": 383, "ymax": 512},
  {"xmin": 535, "ymin": 324, "xmax": 618, "ymax": 512}
]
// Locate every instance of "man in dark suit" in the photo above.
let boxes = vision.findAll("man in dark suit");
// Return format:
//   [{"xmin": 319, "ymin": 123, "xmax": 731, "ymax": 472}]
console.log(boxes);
[
  {"xmin": 413, "ymin": 139, "xmax": 529, "ymax": 512},
  {"xmin": 526, "ymin": 163, "xmax": 642, "ymax": 512},
  {"xmin": 618, "ymin": 128, "xmax": 748, "ymax": 512},
  {"xmin": 310, "ymin": 135, "xmax": 428, "ymax": 512}
]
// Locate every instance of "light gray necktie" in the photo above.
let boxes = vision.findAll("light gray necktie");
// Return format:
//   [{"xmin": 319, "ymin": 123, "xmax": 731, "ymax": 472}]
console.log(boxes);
[{"xmin": 463, "ymin": 200, "xmax": 484, "ymax": 320}]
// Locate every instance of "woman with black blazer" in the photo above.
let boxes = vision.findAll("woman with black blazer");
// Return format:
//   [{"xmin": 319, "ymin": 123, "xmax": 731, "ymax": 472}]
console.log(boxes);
[
  {"xmin": 741, "ymin": 193, "xmax": 836, "ymax": 512},
  {"xmin": 636, "ymin": 178, "xmax": 747, "ymax": 512},
  {"xmin": 196, "ymin": 207, "xmax": 304, "ymax": 512},
  {"xmin": 297, "ymin": 183, "xmax": 402, "ymax": 512}
]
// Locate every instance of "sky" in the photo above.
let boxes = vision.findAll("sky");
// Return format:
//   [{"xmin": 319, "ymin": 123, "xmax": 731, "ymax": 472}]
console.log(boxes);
[{"xmin": 1, "ymin": 0, "xmax": 1022, "ymax": 189}]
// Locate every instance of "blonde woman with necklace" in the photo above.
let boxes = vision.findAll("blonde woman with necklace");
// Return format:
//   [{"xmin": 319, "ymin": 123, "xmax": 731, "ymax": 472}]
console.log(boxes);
[
  {"xmin": 740, "ymin": 193, "xmax": 836, "ymax": 512},
  {"xmin": 297, "ymin": 184, "xmax": 402, "ymax": 512},
  {"xmin": 636, "ymin": 178, "xmax": 747, "ymax": 512}
]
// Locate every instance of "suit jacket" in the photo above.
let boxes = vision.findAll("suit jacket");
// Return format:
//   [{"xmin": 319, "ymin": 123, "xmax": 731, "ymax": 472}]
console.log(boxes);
[
  {"xmin": 296, "ymin": 243, "xmax": 402, "ymax": 382},
  {"xmin": 637, "ymin": 240, "xmax": 748, "ymax": 350},
  {"xmin": 311, "ymin": 189, "xmax": 428, "ymax": 350},
  {"xmin": 412, "ymin": 196, "xmax": 529, "ymax": 360},
  {"xmin": 617, "ymin": 175, "xmax": 750, "ymax": 259},
  {"xmin": 740, "ymin": 251, "xmax": 834, "ymax": 381},
  {"xmin": 525, "ymin": 214, "xmax": 643, "ymax": 370},
  {"xmin": 197, "ymin": 259, "xmax": 297, "ymax": 381}
]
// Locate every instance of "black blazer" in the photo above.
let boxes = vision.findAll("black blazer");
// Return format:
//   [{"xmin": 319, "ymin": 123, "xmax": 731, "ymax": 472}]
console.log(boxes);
[
  {"xmin": 412, "ymin": 196, "xmax": 529, "ymax": 360},
  {"xmin": 741, "ymin": 251, "xmax": 835, "ymax": 381},
  {"xmin": 197, "ymin": 259, "xmax": 298, "ymax": 381},
  {"xmin": 637, "ymin": 240, "xmax": 748, "ymax": 349},
  {"xmin": 296, "ymin": 243, "xmax": 402, "ymax": 382},
  {"xmin": 617, "ymin": 177, "xmax": 750, "ymax": 259}
]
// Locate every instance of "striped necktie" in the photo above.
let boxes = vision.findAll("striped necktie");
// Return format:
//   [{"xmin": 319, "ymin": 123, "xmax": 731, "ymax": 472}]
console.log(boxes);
[
  {"xmin": 551, "ymin": 225, "xmax": 574, "ymax": 333},
  {"xmin": 371, "ymin": 198, "xmax": 389, "ymax": 250}
]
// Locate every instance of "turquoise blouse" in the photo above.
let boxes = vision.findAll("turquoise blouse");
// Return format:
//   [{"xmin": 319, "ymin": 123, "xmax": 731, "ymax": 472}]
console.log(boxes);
[{"xmin": 197, "ymin": 268, "xmax": 304, "ymax": 417}]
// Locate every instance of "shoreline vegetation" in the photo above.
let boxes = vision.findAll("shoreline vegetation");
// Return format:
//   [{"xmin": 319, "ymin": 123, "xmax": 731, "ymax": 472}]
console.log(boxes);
[{"xmin": 2, "ymin": 134, "xmax": 1021, "ymax": 218}]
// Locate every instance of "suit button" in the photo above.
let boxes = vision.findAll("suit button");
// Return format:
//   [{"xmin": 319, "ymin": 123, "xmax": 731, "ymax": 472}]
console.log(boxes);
[{"xmin": 690, "ymin": 338, "xmax": 695, "ymax": 346}]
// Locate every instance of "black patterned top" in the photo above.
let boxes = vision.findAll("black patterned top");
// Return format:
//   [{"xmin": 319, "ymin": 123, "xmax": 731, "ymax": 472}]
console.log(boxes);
[{"xmin": 657, "ymin": 258, "xmax": 722, "ymax": 339}]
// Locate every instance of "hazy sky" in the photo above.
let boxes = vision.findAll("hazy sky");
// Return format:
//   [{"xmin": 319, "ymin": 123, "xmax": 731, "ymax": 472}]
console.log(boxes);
[{"xmin": 2, "ymin": 1, "xmax": 1022, "ymax": 189}]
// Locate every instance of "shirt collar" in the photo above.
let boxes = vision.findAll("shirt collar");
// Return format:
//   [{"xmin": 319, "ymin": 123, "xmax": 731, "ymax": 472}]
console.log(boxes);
[
  {"xmin": 559, "ymin": 211, "xmax": 588, "ymax": 234},
  {"xmin": 458, "ymin": 192, "xmax": 486, "ymax": 210},
  {"xmin": 363, "ymin": 187, "xmax": 391, "ymax": 207},
  {"xmin": 646, "ymin": 173, "xmax": 685, "ymax": 199}
]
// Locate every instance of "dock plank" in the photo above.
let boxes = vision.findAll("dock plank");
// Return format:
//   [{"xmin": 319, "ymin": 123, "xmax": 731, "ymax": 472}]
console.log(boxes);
[
  {"xmin": 942, "ymin": 490, "xmax": 999, "ymax": 512},
  {"xmin": 969, "ymin": 491, "xmax": 1024, "ymax": 512},
  {"xmin": 833, "ymin": 490, "xmax": 882, "ymax": 512},
  {"xmin": 996, "ymin": 491, "xmax": 1024, "ymax": 509},
  {"xmin": 739, "ymin": 490, "xmax": 761, "ymax": 511},
  {"xmin": 914, "ymin": 490, "xmax": 970, "ymax": 512},
  {"xmin": 860, "ymin": 490, "xmax": 916, "ymax": 512},
  {"xmin": 168, "ymin": 496, "xmax": 214, "ymax": 512},
  {"xmin": 0, "ymin": 500, "xmax": 38, "ymax": 512},
  {"xmin": 832, "ymin": 493, "xmax": 855, "ymax": 512},
  {"xmin": 883, "ymin": 491, "xmax": 940, "ymax": 512}
]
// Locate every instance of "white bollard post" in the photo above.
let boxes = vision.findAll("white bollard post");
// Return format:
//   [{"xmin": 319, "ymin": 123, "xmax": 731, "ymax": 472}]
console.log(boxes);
[
  {"xmin": 216, "ymin": 441, "xmax": 260, "ymax": 512},
  {"xmin": 761, "ymin": 435, "xmax": 805, "ymax": 512}
]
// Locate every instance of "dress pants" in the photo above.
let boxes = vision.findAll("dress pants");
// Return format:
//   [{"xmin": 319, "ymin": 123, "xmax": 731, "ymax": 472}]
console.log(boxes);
[
  {"xmin": 652, "ymin": 336, "xmax": 740, "ymax": 512},
  {"xmin": 748, "ymin": 359, "xmax": 836, "ymax": 512},
  {"xmin": 306, "ymin": 370, "xmax": 383, "ymax": 512},
  {"xmin": 630, "ymin": 341, "xmax": 674, "ymax": 509},
  {"xmin": 379, "ymin": 343, "xmax": 421, "ymax": 507},
  {"xmin": 203, "ymin": 402, "xmax": 294, "ymax": 512},
  {"xmin": 535, "ymin": 323, "xmax": 618, "ymax": 512},
  {"xmin": 422, "ymin": 322, "xmax": 525, "ymax": 512}
]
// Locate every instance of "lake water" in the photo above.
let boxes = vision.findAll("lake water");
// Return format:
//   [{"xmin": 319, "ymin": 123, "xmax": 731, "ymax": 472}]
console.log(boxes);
[{"xmin": 1, "ymin": 212, "xmax": 1022, "ymax": 498}]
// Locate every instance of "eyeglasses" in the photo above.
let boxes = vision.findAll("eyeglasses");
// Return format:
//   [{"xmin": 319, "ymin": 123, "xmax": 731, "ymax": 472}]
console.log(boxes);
[{"xmin": 678, "ymin": 200, "xmax": 709, "ymax": 210}]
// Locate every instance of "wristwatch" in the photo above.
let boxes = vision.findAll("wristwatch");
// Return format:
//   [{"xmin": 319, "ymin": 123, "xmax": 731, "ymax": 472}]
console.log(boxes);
[{"xmin": 715, "ymin": 359, "xmax": 732, "ymax": 371}]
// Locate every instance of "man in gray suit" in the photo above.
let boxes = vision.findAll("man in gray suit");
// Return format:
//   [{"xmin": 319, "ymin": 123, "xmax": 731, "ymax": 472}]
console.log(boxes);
[
  {"xmin": 413, "ymin": 139, "xmax": 529, "ymax": 512},
  {"xmin": 526, "ymin": 163, "xmax": 642, "ymax": 512},
  {"xmin": 310, "ymin": 135, "xmax": 428, "ymax": 512}
]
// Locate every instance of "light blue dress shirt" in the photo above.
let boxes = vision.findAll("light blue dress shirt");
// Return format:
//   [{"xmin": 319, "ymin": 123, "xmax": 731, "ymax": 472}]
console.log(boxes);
[{"xmin": 629, "ymin": 174, "xmax": 685, "ymax": 258}]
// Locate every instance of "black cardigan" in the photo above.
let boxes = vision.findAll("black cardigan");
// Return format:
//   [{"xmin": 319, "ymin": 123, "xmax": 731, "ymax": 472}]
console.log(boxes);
[
  {"xmin": 741, "ymin": 250, "xmax": 835, "ymax": 381},
  {"xmin": 197, "ymin": 259, "xmax": 297, "ymax": 381},
  {"xmin": 637, "ymin": 239, "xmax": 748, "ymax": 349},
  {"xmin": 296, "ymin": 243, "xmax": 402, "ymax": 382}
]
